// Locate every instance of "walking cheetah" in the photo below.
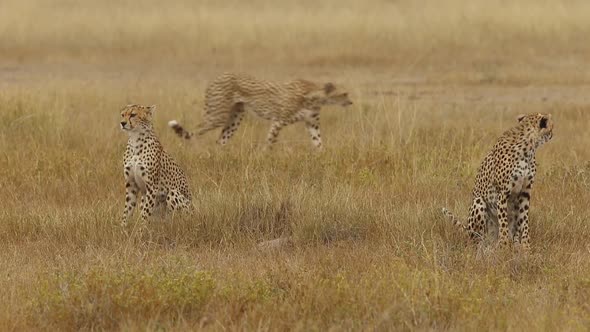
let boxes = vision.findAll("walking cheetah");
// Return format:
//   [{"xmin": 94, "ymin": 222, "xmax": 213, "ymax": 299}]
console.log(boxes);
[
  {"xmin": 120, "ymin": 104, "xmax": 192, "ymax": 224},
  {"xmin": 442, "ymin": 113, "xmax": 554, "ymax": 250},
  {"xmin": 168, "ymin": 73, "xmax": 353, "ymax": 149}
]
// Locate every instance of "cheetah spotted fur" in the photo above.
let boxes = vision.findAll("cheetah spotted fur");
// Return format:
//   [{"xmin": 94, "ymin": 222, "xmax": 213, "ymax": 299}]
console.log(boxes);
[
  {"xmin": 120, "ymin": 104, "xmax": 192, "ymax": 224},
  {"xmin": 442, "ymin": 113, "xmax": 554, "ymax": 250},
  {"xmin": 168, "ymin": 73, "xmax": 353, "ymax": 149}
]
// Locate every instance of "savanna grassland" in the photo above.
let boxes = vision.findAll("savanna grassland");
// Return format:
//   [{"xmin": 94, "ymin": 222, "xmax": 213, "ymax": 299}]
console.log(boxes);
[{"xmin": 1, "ymin": 0, "xmax": 590, "ymax": 330}]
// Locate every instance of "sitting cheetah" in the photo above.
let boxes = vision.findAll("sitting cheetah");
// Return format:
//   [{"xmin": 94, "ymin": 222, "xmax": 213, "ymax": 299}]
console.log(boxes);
[
  {"xmin": 442, "ymin": 113, "xmax": 554, "ymax": 250},
  {"xmin": 120, "ymin": 104, "xmax": 192, "ymax": 224},
  {"xmin": 168, "ymin": 73, "xmax": 353, "ymax": 149}
]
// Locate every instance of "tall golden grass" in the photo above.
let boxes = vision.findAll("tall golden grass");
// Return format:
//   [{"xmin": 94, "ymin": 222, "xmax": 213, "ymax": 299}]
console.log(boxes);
[{"xmin": 1, "ymin": 0, "xmax": 590, "ymax": 330}]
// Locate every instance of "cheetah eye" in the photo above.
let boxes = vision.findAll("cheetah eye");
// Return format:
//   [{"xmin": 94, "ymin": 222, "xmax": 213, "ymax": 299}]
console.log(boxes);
[
  {"xmin": 130, "ymin": 113, "xmax": 137, "ymax": 118},
  {"xmin": 539, "ymin": 118, "xmax": 548, "ymax": 129}
]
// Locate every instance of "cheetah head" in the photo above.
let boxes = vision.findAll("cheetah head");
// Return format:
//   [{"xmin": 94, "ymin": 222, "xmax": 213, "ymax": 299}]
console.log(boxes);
[
  {"xmin": 517, "ymin": 113, "xmax": 553, "ymax": 147},
  {"xmin": 305, "ymin": 83, "xmax": 353, "ymax": 108},
  {"xmin": 120, "ymin": 104, "xmax": 156, "ymax": 132}
]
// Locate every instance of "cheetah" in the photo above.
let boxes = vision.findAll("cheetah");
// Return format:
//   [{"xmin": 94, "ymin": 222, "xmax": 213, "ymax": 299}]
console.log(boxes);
[
  {"xmin": 120, "ymin": 104, "xmax": 192, "ymax": 224},
  {"xmin": 168, "ymin": 73, "xmax": 353, "ymax": 149},
  {"xmin": 442, "ymin": 113, "xmax": 554, "ymax": 250}
]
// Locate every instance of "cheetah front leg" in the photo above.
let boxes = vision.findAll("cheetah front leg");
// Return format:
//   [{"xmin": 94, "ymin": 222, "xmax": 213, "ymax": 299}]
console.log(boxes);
[
  {"xmin": 497, "ymin": 190, "xmax": 511, "ymax": 247},
  {"xmin": 513, "ymin": 192, "xmax": 532, "ymax": 250},
  {"xmin": 122, "ymin": 162, "xmax": 139, "ymax": 225},
  {"xmin": 304, "ymin": 111, "xmax": 322, "ymax": 149},
  {"xmin": 513, "ymin": 161, "xmax": 536, "ymax": 250},
  {"xmin": 122, "ymin": 177, "xmax": 139, "ymax": 225},
  {"xmin": 139, "ymin": 175, "xmax": 159, "ymax": 222}
]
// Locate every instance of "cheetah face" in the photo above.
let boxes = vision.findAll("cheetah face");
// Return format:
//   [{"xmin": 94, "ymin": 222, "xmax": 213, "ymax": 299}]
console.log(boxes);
[
  {"xmin": 327, "ymin": 91, "xmax": 353, "ymax": 107},
  {"xmin": 120, "ymin": 104, "xmax": 156, "ymax": 131},
  {"xmin": 306, "ymin": 83, "xmax": 353, "ymax": 108},
  {"xmin": 517, "ymin": 113, "xmax": 553, "ymax": 146}
]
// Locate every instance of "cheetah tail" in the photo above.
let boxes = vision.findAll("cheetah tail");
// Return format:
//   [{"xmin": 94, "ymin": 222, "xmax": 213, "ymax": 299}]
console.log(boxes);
[
  {"xmin": 168, "ymin": 120, "xmax": 193, "ymax": 139},
  {"xmin": 441, "ymin": 207, "xmax": 467, "ymax": 230}
]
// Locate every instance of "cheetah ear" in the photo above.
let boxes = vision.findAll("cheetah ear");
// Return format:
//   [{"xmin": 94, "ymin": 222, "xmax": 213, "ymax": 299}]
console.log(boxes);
[
  {"xmin": 324, "ymin": 83, "xmax": 335, "ymax": 94},
  {"xmin": 147, "ymin": 105, "xmax": 156, "ymax": 114},
  {"xmin": 539, "ymin": 117, "xmax": 548, "ymax": 129},
  {"xmin": 304, "ymin": 89, "xmax": 322, "ymax": 100},
  {"xmin": 539, "ymin": 114, "xmax": 551, "ymax": 129},
  {"xmin": 516, "ymin": 114, "xmax": 526, "ymax": 122}
]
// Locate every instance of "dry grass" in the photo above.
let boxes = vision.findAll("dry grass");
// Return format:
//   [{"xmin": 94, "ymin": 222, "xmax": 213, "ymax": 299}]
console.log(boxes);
[{"xmin": 1, "ymin": 0, "xmax": 590, "ymax": 330}]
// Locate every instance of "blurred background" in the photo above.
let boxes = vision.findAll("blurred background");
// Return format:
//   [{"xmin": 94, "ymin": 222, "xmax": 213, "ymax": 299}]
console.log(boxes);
[{"xmin": 2, "ymin": 0, "xmax": 590, "ymax": 83}]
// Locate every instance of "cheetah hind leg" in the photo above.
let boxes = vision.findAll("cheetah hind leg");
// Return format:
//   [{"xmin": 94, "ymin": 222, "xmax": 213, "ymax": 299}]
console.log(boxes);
[
  {"xmin": 217, "ymin": 103, "xmax": 245, "ymax": 145},
  {"xmin": 165, "ymin": 190, "xmax": 192, "ymax": 214},
  {"xmin": 151, "ymin": 190, "xmax": 168, "ymax": 218},
  {"xmin": 508, "ymin": 196, "xmax": 520, "ymax": 245},
  {"xmin": 442, "ymin": 197, "xmax": 488, "ymax": 243}
]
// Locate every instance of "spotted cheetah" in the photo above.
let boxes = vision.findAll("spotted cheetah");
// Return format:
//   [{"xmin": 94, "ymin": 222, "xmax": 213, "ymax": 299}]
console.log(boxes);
[
  {"xmin": 442, "ymin": 113, "xmax": 554, "ymax": 250},
  {"xmin": 168, "ymin": 73, "xmax": 353, "ymax": 149},
  {"xmin": 120, "ymin": 104, "xmax": 192, "ymax": 224}
]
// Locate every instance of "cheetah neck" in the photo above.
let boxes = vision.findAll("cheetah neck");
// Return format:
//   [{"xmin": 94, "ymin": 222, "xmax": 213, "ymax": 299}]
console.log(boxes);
[
  {"xmin": 126, "ymin": 127, "xmax": 159, "ymax": 154},
  {"xmin": 302, "ymin": 99, "xmax": 323, "ymax": 111},
  {"xmin": 514, "ymin": 136, "xmax": 537, "ymax": 161}
]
